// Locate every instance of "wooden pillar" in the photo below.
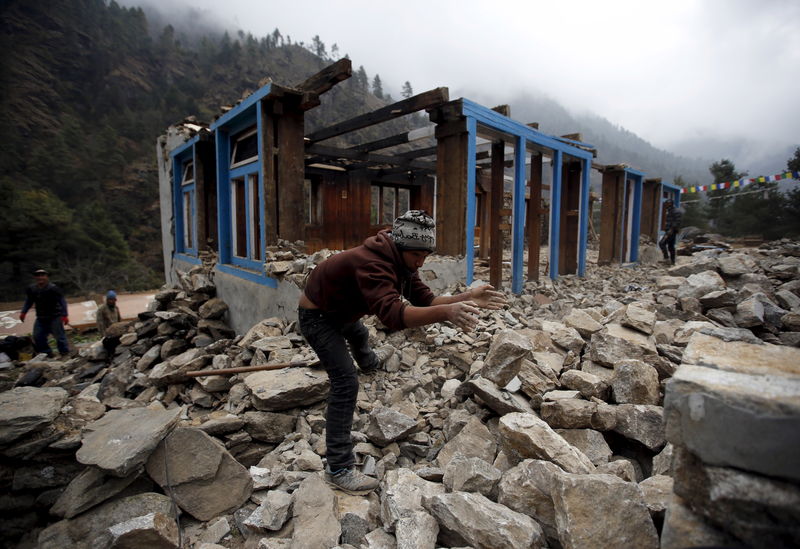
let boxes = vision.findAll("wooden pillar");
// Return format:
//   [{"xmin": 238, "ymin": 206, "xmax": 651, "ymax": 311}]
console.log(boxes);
[
  {"xmin": 527, "ymin": 153, "xmax": 543, "ymax": 280},
  {"xmin": 479, "ymin": 175, "xmax": 490, "ymax": 260},
  {"xmin": 558, "ymin": 161, "xmax": 581, "ymax": 275},
  {"xmin": 490, "ymin": 141, "xmax": 505, "ymax": 289},
  {"xmin": 276, "ymin": 98, "xmax": 306, "ymax": 244},
  {"xmin": 434, "ymin": 119, "xmax": 469, "ymax": 257},
  {"xmin": 642, "ymin": 178, "xmax": 661, "ymax": 241},
  {"xmin": 598, "ymin": 168, "xmax": 624, "ymax": 264}
]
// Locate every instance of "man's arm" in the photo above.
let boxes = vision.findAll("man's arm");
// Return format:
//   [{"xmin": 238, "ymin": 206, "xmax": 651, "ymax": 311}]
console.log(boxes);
[
  {"xmin": 403, "ymin": 301, "xmax": 481, "ymax": 332},
  {"xmin": 19, "ymin": 289, "xmax": 33, "ymax": 320},
  {"xmin": 431, "ymin": 284, "xmax": 506, "ymax": 309}
]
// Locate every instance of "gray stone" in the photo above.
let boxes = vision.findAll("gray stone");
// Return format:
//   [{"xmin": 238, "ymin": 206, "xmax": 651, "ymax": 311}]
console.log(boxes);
[
  {"xmin": 517, "ymin": 358, "xmax": 558, "ymax": 401},
  {"xmin": 37, "ymin": 493, "xmax": 174, "ymax": 549},
  {"xmin": 735, "ymin": 295, "xmax": 765, "ymax": 327},
  {"xmin": 655, "ymin": 275, "xmax": 686, "ymax": 290},
  {"xmin": 0, "ymin": 387, "xmax": 68, "ymax": 444},
  {"xmin": 108, "ymin": 512, "xmax": 179, "ymax": 549},
  {"xmin": 149, "ymin": 348, "xmax": 209, "ymax": 385},
  {"xmin": 363, "ymin": 528, "xmax": 396, "ymax": 549},
  {"xmin": 776, "ymin": 289, "xmax": 800, "ymax": 311},
  {"xmin": 718, "ymin": 253, "xmax": 758, "ymax": 276},
  {"xmin": 365, "ymin": 406, "xmax": 419, "ymax": 445},
  {"xmin": 622, "ymin": 303, "xmax": 656, "ymax": 335},
  {"xmin": 589, "ymin": 325, "xmax": 656, "ymax": 367},
  {"xmin": 595, "ymin": 459, "xmax": 637, "ymax": 482},
  {"xmin": 136, "ymin": 344, "xmax": 162, "ymax": 371},
  {"xmin": 639, "ymin": 474, "xmax": 673, "ymax": 514},
  {"xmin": 442, "ymin": 454, "xmax": 501, "ymax": 498},
  {"xmin": 660, "ymin": 496, "xmax": 739, "ymax": 549},
  {"xmin": 682, "ymin": 331, "xmax": 800, "ymax": 377},
  {"xmin": 245, "ymin": 367, "xmax": 329, "ymax": 411},
  {"xmin": 77, "ymin": 406, "xmax": 181, "ymax": 477},
  {"xmin": 552, "ymin": 473, "xmax": 658, "ymax": 549},
  {"xmin": 611, "ymin": 360, "xmax": 660, "ymax": 405},
  {"xmin": 395, "ymin": 510, "xmax": 438, "ymax": 549},
  {"xmin": 540, "ymin": 399, "xmax": 597, "ymax": 429},
  {"xmin": 243, "ymin": 411, "xmax": 296, "ymax": 443},
  {"xmin": 145, "ymin": 427, "xmax": 252, "ymax": 521},
  {"xmin": 677, "ymin": 270, "xmax": 727, "ymax": 300},
  {"xmin": 291, "ymin": 473, "xmax": 340, "ymax": 549},
  {"xmin": 563, "ymin": 309, "xmax": 604, "ymax": 338},
  {"xmin": 559, "ymin": 369, "xmax": 609, "ymax": 400},
  {"xmin": 244, "ymin": 490, "xmax": 292, "ymax": 532},
  {"xmin": 424, "ymin": 491, "xmax": 546, "ymax": 549},
  {"xmin": 667, "ymin": 256, "xmax": 719, "ymax": 277},
  {"xmin": 541, "ymin": 320, "xmax": 585, "ymax": 354},
  {"xmin": 199, "ymin": 297, "xmax": 229, "ymax": 319},
  {"xmin": 698, "ymin": 289, "xmax": 738, "ymax": 309},
  {"xmin": 613, "ymin": 404, "xmax": 665, "ymax": 451},
  {"xmin": 380, "ymin": 468, "xmax": 446, "ymax": 532},
  {"xmin": 159, "ymin": 338, "xmax": 188, "ymax": 360},
  {"xmin": 456, "ymin": 376, "xmax": 534, "ymax": 416},
  {"xmin": 672, "ymin": 445, "xmax": 800, "ymax": 547},
  {"xmin": 783, "ymin": 312, "xmax": 800, "ymax": 331},
  {"xmin": 498, "ymin": 412, "xmax": 594, "ymax": 473},
  {"xmin": 51, "ymin": 467, "xmax": 139, "ymax": 519},
  {"xmin": 497, "ymin": 459, "xmax": 563, "ymax": 540},
  {"xmin": 481, "ymin": 329, "xmax": 532, "ymax": 387},
  {"xmin": 652, "ymin": 443, "xmax": 673, "ymax": 476},
  {"xmin": 555, "ymin": 429, "xmax": 612, "ymax": 466},
  {"xmin": 436, "ymin": 416, "xmax": 496, "ymax": 468},
  {"xmin": 665, "ymin": 363, "xmax": 800, "ymax": 482}
]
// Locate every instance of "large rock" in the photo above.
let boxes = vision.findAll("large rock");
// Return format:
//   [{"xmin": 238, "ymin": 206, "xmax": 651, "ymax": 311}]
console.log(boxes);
[
  {"xmin": 622, "ymin": 303, "xmax": 656, "ymax": 335},
  {"xmin": 199, "ymin": 297, "xmax": 228, "ymax": 320},
  {"xmin": 540, "ymin": 399, "xmax": 597, "ymax": 429},
  {"xmin": 682, "ymin": 331, "xmax": 800, "ymax": 377},
  {"xmin": 365, "ymin": 406, "xmax": 419, "ymax": 445},
  {"xmin": 660, "ymin": 496, "xmax": 739, "ymax": 549},
  {"xmin": 552, "ymin": 473, "xmax": 659, "ymax": 549},
  {"xmin": 436, "ymin": 416, "xmax": 496, "ymax": 468},
  {"xmin": 735, "ymin": 295, "xmax": 765, "ymax": 327},
  {"xmin": 497, "ymin": 459, "xmax": 563, "ymax": 540},
  {"xmin": 0, "ymin": 387, "xmax": 68, "ymax": 444},
  {"xmin": 37, "ymin": 493, "xmax": 174, "ymax": 549},
  {"xmin": 589, "ymin": 324, "xmax": 656, "ymax": 367},
  {"xmin": 498, "ymin": 413, "xmax": 594, "ymax": 473},
  {"xmin": 481, "ymin": 329, "xmax": 532, "ymax": 386},
  {"xmin": 51, "ymin": 467, "xmax": 140, "ymax": 519},
  {"xmin": 245, "ymin": 367, "xmax": 329, "ymax": 411},
  {"xmin": 77, "ymin": 407, "xmax": 182, "ymax": 477},
  {"xmin": 107, "ymin": 512, "xmax": 179, "ymax": 549},
  {"xmin": 672, "ymin": 445, "xmax": 800, "ymax": 547},
  {"xmin": 668, "ymin": 256, "xmax": 719, "ymax": 277},
  {"xmin": 613, "ymin": 404, "xmax": 665, "ymax": 451},
  {"xmin": 718, "ymin": 253, "xmax": 758, "ymax": 276},
  {"xmin": 442, "ymin": 454, "xmax": 501, "ymax": 498},
  {"xmin": 380, "ymin": 468, "xmax": 446, "ymax": 532},
  {"xmin": 555, "ymin": 429, "xmax": 612, "ymax": 466},
  {"xmin": 455, "ymin": 376, "xmax": 534, "ymax": 415},
  {"xmin": 677, "ymin": 270, "xmax": 727, "ymax": 300},
  {"xmin": 665, "ymin": 363, "xmax": 800, "ymax": 482},
  {"xmin": 424, "ymin": 491, "xmax": 546, "ymax": 549},
  {"xmin": 291, "ymin": 474, "xmax": 340, "ymax": 549},
  {"xmin": 244, "ymin": 490, "xmax": 292, "ymax": 532},
  {"xmin": 517, "ymin": 358, "xmax": 558, "ymax": 401},
  {"xmin": 559, "ymin": 369, "xmax": 609, "ymax": 401},
  {"xmin": 145, "ymin": 427, "xmax": 252, "ymax": 521},
  {"xmin": 563, "ymin": 309, "xmax": 603, "ymax": 338},
  {"xmin": 243, "ymin": 411, "xmax": 296, "ymax": 443},
  {"xmin": 541, "ymin": 320, "xmax": 585, "ymax": 354},
  {"xmin": 611, "ymin": 360, "xmax": 660, "ymax": 405},
  {"xmin": 395, "ymin": 510, "xmax": 438, "ymax": 549}
]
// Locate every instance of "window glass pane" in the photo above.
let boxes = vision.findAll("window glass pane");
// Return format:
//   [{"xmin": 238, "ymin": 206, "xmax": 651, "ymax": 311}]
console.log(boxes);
[
  {"xmin": 381, "ymin": 187, "xmax": 395, "ymax": 225},
  {"xmin": 370, "ymin": 186, "xmax": 380, "ymax": 225},
  {"xmin": 182, "ymin": 161, "xmax": 194, "ymax": 183},
  {"xmin": 231, "ymin": 127, "xmax": 258, "ymax": 166},
  {"xmin": 183, "ymin": 191, "xmax": 193, "ymax": 249},
  {"xmin": 232, "ymin": 178, "xmax": 247, "ymax": 257},
  {"xmin": 398, "ymin": 188, "xmax": 410, "ymax": 215},
  {"xmin": 249, "ymin": 174, "xmax": 261, "ymax": 260}
]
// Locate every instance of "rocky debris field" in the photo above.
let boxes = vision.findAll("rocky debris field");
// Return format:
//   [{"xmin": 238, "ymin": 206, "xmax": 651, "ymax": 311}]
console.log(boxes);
[{"xmin": 1, "ymin": 239, "xmax": 799, "ymax": 549}]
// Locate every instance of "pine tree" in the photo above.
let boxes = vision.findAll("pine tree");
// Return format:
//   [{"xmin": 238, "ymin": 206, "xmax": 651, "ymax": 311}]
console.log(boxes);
[
  {"xmin": 401, "ymin": 81, "xmax": 413, "ymax": 98},
  {"xmin": 372, "ymin": 74, "xmax": 383, "ymax": 99}
]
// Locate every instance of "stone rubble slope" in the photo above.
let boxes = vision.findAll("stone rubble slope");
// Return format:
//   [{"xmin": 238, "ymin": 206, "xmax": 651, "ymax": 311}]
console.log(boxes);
[{"xmin": 1, "ymin": 239, "xmax": 799, "ymax": 548}]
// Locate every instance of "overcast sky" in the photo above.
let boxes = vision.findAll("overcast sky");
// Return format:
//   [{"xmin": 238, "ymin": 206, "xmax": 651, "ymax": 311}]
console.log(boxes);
[{"xmin": 137, "ymin": 0, "xmax": 799, "ymax": 164}]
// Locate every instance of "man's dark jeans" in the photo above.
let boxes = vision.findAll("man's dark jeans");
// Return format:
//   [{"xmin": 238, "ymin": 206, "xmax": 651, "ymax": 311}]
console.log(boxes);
[
  {"xmin": 659, "ymin": 231, "xmax": 677, "ymax": 263},
  {"xmin": 298, "ymin": 307, "xmax": 378, "ymax": 471},
  {"xmin": 33, "ymin": 317, "xmax": 69, "ymax": 356}
]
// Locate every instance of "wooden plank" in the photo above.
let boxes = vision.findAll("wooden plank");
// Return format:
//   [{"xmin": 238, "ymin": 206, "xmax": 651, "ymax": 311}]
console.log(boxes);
[
  {"xmin": 261, "ymin": 101, "xmax": 278, "ymax": 246},
  {"xmin": 397, "ymin": 146, "xmax": 437, "ymax": 159},
  {"xmin": 307, "ymin": 144, "xmax": 437, "ymax": 170},
  {"xmin": 307, "ymin": 87, "xmax": 449, "ymax": 143},
  {"xmin": 478, "ymin": 173, "xmax": 490, "ymax": 260},
  {"xmin": 349, "ymin": 132, "xmax": 410, "ymax": 152},
  {"xmin": 527, "ymin": 153, "xmax": 543, "ymax": 281},
  {"xmin": 598, "ymin": 169, "xmax": 623, "ymax": 264},
  {"xmin": 559, "ymin": 161, "xmax": 581, "ymax": 275},
  {"xmin": 294, "ymin": 58, "xmax": 352, "ymax": 95},
  {"xmin": 490, "ymin": 140, "xmax": 504, "ymax": 289}
]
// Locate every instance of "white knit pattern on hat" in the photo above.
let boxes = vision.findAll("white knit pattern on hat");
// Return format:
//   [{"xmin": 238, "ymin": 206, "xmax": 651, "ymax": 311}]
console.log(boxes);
[{"xmin": 391, "ymin": 210, "xmax": 436, "ymax": 251}]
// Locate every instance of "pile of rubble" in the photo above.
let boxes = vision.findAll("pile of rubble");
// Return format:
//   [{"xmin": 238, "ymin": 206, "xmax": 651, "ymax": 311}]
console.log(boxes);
[{"xmin": 1, "ymin": 239, "xmax": 799, "ymax": 549}]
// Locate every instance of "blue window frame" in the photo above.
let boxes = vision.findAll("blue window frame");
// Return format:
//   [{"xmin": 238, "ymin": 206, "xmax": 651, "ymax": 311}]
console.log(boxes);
[{"xmin": 171, "ymin": 138, "xmax": 199, "ymax": 261}]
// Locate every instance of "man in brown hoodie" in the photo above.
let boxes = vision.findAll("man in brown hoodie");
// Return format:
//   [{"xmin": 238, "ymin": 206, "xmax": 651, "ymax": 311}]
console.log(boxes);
[{"xmin": 298, "ymin": 210, "xmax": 506, "ymax": 494}]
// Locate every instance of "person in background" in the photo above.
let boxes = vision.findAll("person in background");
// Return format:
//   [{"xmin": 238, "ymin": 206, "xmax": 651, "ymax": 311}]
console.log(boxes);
[
  {"xmin": 659, "ymin": 198, "xmax": 683, "ymax": 265},
  {"xmin": 19, "ymin": 269, "xmax": 69, "ymax": 358},
  {"xmin": 298, "ymin": 210, "xmax": 507, "ymax": 494},
  {"xmin": 96, "ymin": 290, "xmax": 121, "ymax": 336}
]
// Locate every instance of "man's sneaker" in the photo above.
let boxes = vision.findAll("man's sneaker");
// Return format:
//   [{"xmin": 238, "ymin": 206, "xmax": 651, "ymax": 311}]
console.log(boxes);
[
  {"xmin": 324, "ymin": 467, "xmax": 379, "ymax": 495},
  {"xmin": 359, "ymin": 344, "xmax": 395, "ymax": 373}
]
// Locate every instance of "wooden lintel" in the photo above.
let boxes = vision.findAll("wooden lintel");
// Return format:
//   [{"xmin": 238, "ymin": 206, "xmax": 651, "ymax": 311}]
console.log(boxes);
[
  {"xmin": 527, "ymin": 122, "xmax": 540, "ymax": 129},
  {"xmin": 307, "ymin": 144, "xmax": 436, "ymax": 170},
  {"xmin": 294, "ymin": 58, "xmax": 352, "ymax": 96},
  {"xmin": 306, "ymin": 87, "xmax": 449, "ymax": 143},
  {"xmin": 349, "ymin": 132, "xmax": 410, "ymax": 152},
  {"xmin": 560, "ymin": 132, "xmax": 583, "ymax": 141},
  {"xmin": 434, "ymin": 118, "xmax": 468, "ymax": 139},
  {"xmin": 397, "ymin": 146, "xmax": 437, "ymax": 159},
  {"xmin": 492, "ymin": 104, "xmax": 511, "ymax": 117},
  {"xmin": 489, "ymin": 140, "xmax": 505, "ymax": 290},
  {"xmin": 428, "ymin": 99, "xmax": 464, "ymax": 124}
]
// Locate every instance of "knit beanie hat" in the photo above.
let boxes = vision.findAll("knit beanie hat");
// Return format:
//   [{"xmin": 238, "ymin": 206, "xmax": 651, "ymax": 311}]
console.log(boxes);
[
  {"xmin": 391, "ymin": 210, "xmax": 436, "ymax": 252},
  {"xmin": 106, "ymin": 290, "xmax": 117, "ymax": 299}
]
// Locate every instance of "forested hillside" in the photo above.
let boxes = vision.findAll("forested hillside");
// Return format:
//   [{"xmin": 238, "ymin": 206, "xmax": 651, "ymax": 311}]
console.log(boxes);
[{"xmin": 0, "ymin": 0, "xmax": 411, "ymax": 301}]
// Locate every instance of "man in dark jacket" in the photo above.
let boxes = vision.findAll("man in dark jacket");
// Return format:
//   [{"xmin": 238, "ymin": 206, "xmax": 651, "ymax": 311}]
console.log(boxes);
[
  {"xmin": 19, "ymin": 269, "xmax": 70, "ymax": 357},
  {"xmin": 299, "ymin": 210, "xmax": 506, "ymax": 494},
  {"xmin": 659, "ymin": 199, "xmax": 683, "ymax": 265}
]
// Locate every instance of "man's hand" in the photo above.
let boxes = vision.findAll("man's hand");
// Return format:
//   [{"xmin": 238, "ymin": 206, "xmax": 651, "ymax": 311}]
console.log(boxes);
[
  {"xmin": 468, "ymin": 285, "xmax": 507, "ymax": 310},
  {"xmin": 62, "ymin": 316, "xmax": 69, "ymax": 325},
  {"xmin": 19, "ymin": 312, "xmax": 26, "ymax": 322},
  {"xmin": 446, "ymin": 301, "xmax": 481, "ymax": 332}
]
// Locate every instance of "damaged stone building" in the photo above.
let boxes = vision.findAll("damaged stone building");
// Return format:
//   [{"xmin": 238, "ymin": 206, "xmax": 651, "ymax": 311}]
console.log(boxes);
[{"xmin": 1, "ymin": 60, "xmax": 798, "ymax": 549}]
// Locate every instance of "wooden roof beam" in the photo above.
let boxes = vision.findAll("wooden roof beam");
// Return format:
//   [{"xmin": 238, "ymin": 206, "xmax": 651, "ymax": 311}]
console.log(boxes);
[
  {"xmin": 294, "ymin": 58, "xmax": 352, "ymax": 96},
  {"xmin": 306, "ymin": 144, "xmax": 437, "ymax": 170},
  {"xmin": 306, "ymin": 87, "xmax": 449, "ymax": 143}
]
